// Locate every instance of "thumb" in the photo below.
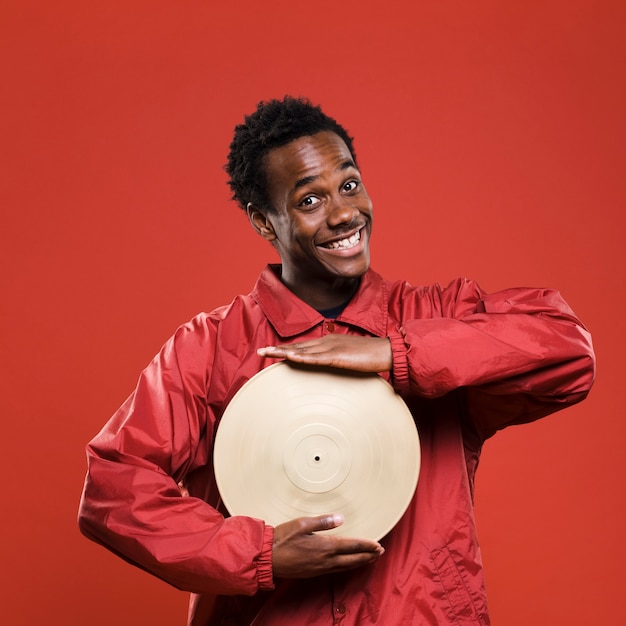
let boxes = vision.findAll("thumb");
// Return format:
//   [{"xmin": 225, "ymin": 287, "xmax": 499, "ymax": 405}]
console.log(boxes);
[{"xmin": 308, "ymin": 513, "xmax": 344, "ymax": 533}]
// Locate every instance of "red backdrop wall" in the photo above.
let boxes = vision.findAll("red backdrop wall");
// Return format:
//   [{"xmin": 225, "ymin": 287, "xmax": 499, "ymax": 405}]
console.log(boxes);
[{"xmin": 1, "ymin": 2, "xmax": 624, "ymax": 624}]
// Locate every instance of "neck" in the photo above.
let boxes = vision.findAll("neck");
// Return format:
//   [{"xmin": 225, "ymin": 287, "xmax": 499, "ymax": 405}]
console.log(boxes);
[{"xmin": 279, "ymin": 269, "xmax": 361, "ymax": 311}]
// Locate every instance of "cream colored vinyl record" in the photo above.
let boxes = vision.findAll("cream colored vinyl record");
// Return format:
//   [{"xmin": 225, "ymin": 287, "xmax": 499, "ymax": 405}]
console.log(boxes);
[{"xmin": 214, "ymin": 362, "xmax": 420, "ymax": 541}]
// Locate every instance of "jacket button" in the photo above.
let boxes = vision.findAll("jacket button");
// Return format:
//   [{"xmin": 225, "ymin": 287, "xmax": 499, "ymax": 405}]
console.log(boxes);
[
  {"xmin": 326, "ymin": 321, "xmax": 335, "ymax": 333},
  {"xmin": 336, "ymin": 602, "xmax": 346, "ymax": 614}
]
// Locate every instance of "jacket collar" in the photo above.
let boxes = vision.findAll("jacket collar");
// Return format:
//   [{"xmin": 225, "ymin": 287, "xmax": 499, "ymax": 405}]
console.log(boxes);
[{"xmin": 251, "ymin": 264, "xmax": 389, "ymax": 339}]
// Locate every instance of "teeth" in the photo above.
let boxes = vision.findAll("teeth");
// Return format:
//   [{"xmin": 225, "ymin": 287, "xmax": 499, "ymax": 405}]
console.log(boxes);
[{"xmin": 326, "ymin": 230, "xmax": 361, "ymax": 250}]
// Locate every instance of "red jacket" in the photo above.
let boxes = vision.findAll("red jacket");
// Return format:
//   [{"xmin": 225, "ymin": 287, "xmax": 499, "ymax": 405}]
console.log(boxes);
[{"xmin": 78, "ymin": 265, "xmax": 595, "ymax": 625}]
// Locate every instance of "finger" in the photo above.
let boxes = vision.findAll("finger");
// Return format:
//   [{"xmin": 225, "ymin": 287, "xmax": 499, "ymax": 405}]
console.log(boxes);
[
  {"xmin": 257, "ymin": 342, "xmax": 319, "ymax": 356},
  {"xmin": 326, "ymin": 550, "xmax": 385, "ymax": 574},
  {"xmin": 299, "ymin": 513, "xmax": 344, "ymax": 534},
  {"xmin": 257, "ymin": 345, "xmax": 298, "ymax": 358},
  {"xmin": 300, "ymin": 515, "xmax": 384, "ymax": 555},
  {"xmin": 257, "ymin": 346, "xmax": 281, "ymax": 357},
  {"xmin": 257, "ymin": 347, "xmax": 329, "ymax": 367},
  {"xmin": 332, "ymin": 537, "xmax": 385, "ymax": 556},
  {"xmin": 316, "ymin": 512, "xmax": 344, "ymax": 530}
]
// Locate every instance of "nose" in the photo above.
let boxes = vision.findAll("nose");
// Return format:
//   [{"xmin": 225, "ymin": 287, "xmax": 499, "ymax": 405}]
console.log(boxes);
[{"xmin": 327, "ymin": 195, "xmax": 359, "ymax": 228}]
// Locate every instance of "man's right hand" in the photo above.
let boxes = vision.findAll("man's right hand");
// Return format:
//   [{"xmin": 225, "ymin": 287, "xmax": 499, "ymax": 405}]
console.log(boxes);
[{"xmin": 271, "ymin": 513, "xmax": 384, "ymax": 579}]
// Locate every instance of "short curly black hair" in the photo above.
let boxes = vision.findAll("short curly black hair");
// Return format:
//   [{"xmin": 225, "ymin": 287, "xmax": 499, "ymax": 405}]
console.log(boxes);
[{"xmin": 225, "ymin": 96, "xmax": 357, "ymax": 211}]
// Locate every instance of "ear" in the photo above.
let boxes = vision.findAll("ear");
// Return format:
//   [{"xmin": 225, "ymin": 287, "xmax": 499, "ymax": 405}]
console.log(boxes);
[{"xmin": 247, "ymin": 203, "xmax": 277, "ymax": 242}]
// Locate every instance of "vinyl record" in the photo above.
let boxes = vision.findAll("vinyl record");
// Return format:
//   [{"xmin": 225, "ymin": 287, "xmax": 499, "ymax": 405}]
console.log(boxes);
[{"xmin": 214, "ymin": 362, "xmax": 420, "ymax": 541}]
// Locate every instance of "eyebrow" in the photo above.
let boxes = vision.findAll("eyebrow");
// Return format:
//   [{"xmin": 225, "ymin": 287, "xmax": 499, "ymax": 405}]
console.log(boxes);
[{"xmin": 293, "ymin": 159, "xmax": 357, "ymax": 190}]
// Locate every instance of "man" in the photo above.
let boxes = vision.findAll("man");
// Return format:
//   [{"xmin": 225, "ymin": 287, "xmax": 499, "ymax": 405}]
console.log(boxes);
[{"xmin": 78, "ymin": 96, "xmax": 595, "ymax": 625}]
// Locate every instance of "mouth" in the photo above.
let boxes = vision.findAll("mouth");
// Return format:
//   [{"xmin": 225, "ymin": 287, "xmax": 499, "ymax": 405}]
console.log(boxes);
[{"xmin": 319, "ymin": 228, "xmax": 363, "ymax": 251}]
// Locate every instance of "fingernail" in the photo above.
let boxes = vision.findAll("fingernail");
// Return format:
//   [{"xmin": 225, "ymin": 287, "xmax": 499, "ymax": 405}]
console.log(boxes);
[{"xmin": 332, "ymin": 513, "xmax": 344, "ymax": 525}]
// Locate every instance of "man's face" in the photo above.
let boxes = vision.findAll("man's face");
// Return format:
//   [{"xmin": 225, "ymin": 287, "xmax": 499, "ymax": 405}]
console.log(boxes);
[{"xmin": 252, "ymin": 131, "xmax": 373, "ymax": 306}]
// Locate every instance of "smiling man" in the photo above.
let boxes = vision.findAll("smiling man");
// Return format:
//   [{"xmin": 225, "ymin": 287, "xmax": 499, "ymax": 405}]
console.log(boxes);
[{"xmin": 79, "ymin": 96, "xmax": 595, "ymax": 625}]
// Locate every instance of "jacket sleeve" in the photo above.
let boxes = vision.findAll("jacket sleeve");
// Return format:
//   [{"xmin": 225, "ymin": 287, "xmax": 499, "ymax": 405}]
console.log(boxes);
[
  {"xmin": 77, "ymin": 315, "xmax": 274, "ymax": 596},
  {"xmin": 389, "ymin": 278, "xmax": 595, "ymax": 439}
]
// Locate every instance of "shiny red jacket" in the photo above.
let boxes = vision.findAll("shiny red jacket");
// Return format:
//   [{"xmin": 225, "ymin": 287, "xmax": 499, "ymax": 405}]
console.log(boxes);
[{"xmin": 78, "ymin": 265, "xmax": 595, "ymax": 625}]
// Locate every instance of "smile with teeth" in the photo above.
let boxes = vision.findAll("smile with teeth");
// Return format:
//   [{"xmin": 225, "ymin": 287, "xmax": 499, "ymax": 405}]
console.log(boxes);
[{"xmin": 322, "ymin": 229, "xmax": 362, "ymax": 250}]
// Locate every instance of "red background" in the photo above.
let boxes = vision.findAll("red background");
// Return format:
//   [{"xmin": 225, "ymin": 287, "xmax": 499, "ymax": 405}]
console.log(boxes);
[{"xmin": 1, "ymin": 2, "xmax": 624, "ymax": 624}]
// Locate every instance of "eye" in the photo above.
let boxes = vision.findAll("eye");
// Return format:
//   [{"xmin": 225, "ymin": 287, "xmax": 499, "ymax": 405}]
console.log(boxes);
[
  {"xmin": 299, "ymin": 195, "xmax": 321, "ymax": 208},
  {"xmin": 342, "ymin": 180, "xmax": 359, "ymax": 193}
]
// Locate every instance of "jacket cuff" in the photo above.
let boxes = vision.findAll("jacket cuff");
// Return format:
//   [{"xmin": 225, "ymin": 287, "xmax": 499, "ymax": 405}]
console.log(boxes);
[
  {"xmin": 256, "ymin": 524, "xmax": 275, "ymax": 591},
  {"xmin": 389, "ymin": 330, "xmax": 410, "ymax": 397}
]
